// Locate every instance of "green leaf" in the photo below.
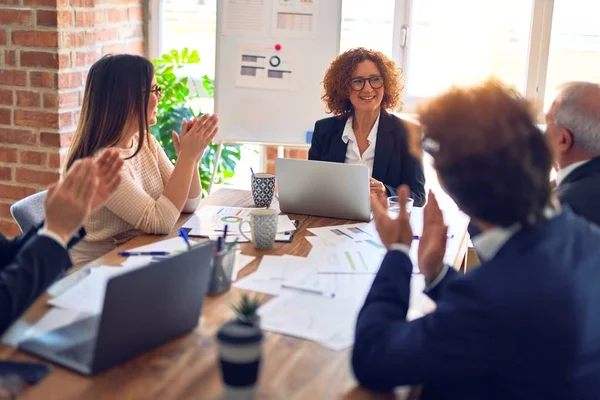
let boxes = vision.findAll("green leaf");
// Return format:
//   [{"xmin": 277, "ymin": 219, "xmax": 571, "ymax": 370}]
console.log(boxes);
[{"xmin": 152, "ymin": 48, "xmax": 239, "ymax": 199}]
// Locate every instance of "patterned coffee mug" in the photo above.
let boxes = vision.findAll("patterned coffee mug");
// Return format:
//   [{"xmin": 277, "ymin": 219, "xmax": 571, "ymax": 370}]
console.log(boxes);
[
  {"xmin": 251, "ymin": 173, "xmax": 276, "ymax": 208},
  {"xmin": 239, "ymin": 209, "xmax": 278, "ymax": 250}
]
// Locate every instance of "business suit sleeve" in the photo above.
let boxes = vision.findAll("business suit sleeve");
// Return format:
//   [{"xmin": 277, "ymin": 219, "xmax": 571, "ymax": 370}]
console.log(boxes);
[
  {"xmin": 308, "ymin": 121, "xmax": 323, "ymax": 161},
  {"xmin": 0, "ymin": 234, "xmax": 72, "ymax": 334},
  {"xmin": 352, "ymin": 251, "xmax": 496, "ymax": 391},
  {"xmin": 399, "ymin": 153, "xmax": 426, "ymax": 206},
  {"xmin": 0, "ymin": 226, "xmax": 40, "ymax": 270}
]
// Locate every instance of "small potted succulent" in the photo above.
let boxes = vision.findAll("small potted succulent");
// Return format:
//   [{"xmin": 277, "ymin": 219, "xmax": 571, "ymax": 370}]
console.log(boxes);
[{"xmin": 217, "ymin": 294, "xmax": 264, "ymax": 399}]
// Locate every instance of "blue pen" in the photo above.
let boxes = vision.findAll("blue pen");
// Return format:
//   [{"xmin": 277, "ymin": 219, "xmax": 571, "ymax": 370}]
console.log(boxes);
[
  {"xmin": 119, "ymin": 251, "xmax": 170, "ymax": 257},
  {"xmin": 216, "ymin": 237, "xmax": 222, "ymax": 253},
  {"xmin": 250, "ymin": 167, "xmax": 255, "ymax": 177},
  {"xmin": 179, "ymin": 228, "xmax": 192, "ymax": 250},
  {"xmin": 223, "ymin": 224, "xmax": 228, "ymax": 241}
]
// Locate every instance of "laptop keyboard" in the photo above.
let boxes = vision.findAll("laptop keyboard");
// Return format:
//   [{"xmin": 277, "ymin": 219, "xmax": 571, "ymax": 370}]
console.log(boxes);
[{"xmin": 56, "ymin": 340, "xmax": 95, "ymax": 365}]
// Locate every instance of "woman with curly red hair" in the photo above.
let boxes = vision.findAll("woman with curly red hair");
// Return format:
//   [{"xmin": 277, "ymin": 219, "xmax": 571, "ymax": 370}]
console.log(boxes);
[{"xmin": 308, "ymin": 48, "xmax": 425, "ymax": 205}]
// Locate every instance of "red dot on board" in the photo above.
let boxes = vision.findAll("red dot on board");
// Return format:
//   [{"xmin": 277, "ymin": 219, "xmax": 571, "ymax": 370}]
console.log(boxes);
[{"xmin": 275, "ymin": 44, "xmax": 282, "ymax": 51}]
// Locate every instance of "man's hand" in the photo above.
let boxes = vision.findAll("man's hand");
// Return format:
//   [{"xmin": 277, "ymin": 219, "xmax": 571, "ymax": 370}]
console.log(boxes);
[
  {"xmin": 90, "ymin": 148, "xmax": 123, "ymax": 212},
  {"xmin": 371, "ymin": 185, "xmax": 413, "ymax": 248},
  {"xmin": 418, "ymin": 191, "xmax": 448, "ymax": 279},
  {"xmin": 45, "ymin": 159, "xmax": 99, "ymax": 243}
]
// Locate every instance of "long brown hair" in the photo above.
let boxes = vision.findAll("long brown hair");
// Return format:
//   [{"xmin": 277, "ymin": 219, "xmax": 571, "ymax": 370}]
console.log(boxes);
[{"xmin": 65, "ymin": 54, "xmax": 154, "ymax": 171}]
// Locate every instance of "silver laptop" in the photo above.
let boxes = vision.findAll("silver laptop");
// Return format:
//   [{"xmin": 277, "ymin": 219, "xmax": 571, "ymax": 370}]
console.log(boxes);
[
  {"xmin": 18, "ymin": 241, "xmax": 214, "ymax": 375},
  {"xmin": 275, "ymin": 158, "xmax": 371, "ymax": 221}
]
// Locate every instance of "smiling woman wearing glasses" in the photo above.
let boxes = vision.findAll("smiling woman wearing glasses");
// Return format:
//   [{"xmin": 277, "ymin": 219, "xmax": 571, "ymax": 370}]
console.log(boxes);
[
  {"xmin": 308, "ymin": 48, "xmax": 425, "ymax": 206},
  {"xmin": 65, "ymin": 54, "xmax": 219, "ymax": 266}
]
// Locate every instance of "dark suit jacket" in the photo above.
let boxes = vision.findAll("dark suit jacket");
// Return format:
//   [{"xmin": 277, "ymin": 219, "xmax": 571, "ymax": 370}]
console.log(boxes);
[
  {"xmin": 308, "ymin": 110, "xmax": 426, "ymax": 206},
  {"xmin": 352, "ymin": 211, "xmax": 600, "ymax": 400},
  {"xmin": 557, "ymin": 156, "xmax": 600, "ymax": 227},
  {"xmin": 0, "ymin": 226, "xmax": 85, "ymax": 335}
]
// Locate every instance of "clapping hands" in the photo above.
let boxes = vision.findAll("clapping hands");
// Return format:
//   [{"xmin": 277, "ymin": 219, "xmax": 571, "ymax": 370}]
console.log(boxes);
[{"xmin": 172, "ymin": 114, "xmax": 219, "ymax": 162}]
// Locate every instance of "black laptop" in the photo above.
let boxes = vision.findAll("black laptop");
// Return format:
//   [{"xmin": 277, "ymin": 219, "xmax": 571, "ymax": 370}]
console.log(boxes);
[{"xmin": 18, "ymin": 241, "xmax": 215, "ymax": 375}]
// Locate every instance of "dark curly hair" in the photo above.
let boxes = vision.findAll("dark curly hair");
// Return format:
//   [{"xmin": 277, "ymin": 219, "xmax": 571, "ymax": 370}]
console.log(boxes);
[
  {"xmin": 321, "ymin": 48, "xmax": 402, "ymax": 116},
  {"xmin": 418, "ymin": 79, "xmax": 553, "ymax": 227}
]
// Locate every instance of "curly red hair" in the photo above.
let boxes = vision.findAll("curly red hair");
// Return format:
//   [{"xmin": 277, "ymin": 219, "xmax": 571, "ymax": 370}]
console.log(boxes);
[{"xmin": 321, "ymin": 48, "xmax": 402, "ymax": 116}]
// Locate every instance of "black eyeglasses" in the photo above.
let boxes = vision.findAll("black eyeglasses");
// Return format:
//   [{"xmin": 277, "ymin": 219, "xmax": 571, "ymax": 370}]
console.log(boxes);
[
  {"xmin": 150, "ymin": 85, "xmax": 162, "ymax": 96},
  {"xmin": 350, "ymin": 76, "xmax": 384, "ymax": 91}
]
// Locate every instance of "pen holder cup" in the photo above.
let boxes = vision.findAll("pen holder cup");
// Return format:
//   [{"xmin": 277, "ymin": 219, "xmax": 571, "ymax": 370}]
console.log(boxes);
[{"xmin": 207, "ymin": 245, "xmax": 236, "ymax": 296}]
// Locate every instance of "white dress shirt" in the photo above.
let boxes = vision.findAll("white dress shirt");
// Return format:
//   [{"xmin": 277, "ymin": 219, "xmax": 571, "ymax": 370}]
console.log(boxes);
[
  {"xmin": 556, "ymin": 159, "xmax": 590, "ymax": 186},
  {"xmin": 38, "ymin": 225, "xmax": 68, "ymax": 248},
  {"xmin": 341, "ymin": 114, "xmax": 380, "ymax": 178}
]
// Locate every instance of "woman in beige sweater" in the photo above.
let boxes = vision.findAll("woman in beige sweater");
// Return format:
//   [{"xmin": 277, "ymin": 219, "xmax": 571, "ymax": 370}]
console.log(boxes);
[{"xmin": 66, "ymin": 54, "xmax": 218, "ymax": 266}]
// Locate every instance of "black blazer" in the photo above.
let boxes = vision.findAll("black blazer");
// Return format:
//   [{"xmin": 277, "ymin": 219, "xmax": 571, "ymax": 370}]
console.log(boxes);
[
  {"xmin": 557, "ymin": 156, "xmax": 600, "ymax": 227},
  {"xmin": 308, "ymin": 110, "xmax": 426, "ymax": 206},
  {"xmin": 0, "ymin": 225, "xmax": 85, "ymax": 334},
  {"xmin": 353, "ymin": 210, "xmax": 600, "ymax": 399}
]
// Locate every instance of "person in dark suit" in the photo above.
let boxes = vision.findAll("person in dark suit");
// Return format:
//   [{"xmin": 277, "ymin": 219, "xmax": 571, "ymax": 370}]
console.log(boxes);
[
  {"xmin": 308, "ymin": 48, "xmax": 426, "ymax": 206},
  {"xmin": 546, "ymin": 81, "xmax": 600, "ymax": 226},
  {"xmin": 0, "ymin": 149, "xmax": 122, "ymax": 335},
  {"xmin": 352, "ymin": 80, "xmax": 600, "ymax": 399}
]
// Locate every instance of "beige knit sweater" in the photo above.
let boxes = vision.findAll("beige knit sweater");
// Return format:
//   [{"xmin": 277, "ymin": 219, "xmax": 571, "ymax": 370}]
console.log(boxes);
[{"xmin": 70, "ymin": 134, "xmax": 201, "ymax": 266}]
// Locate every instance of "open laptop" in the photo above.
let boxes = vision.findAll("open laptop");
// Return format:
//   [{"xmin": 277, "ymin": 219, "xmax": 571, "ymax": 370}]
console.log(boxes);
[
  {"xmin": 275, "ymin": 158, "xmax": 371, "ymax": 221},
  {"xmin": 18, "ymin": 241, "xmax": 214, "ymax": 375}
]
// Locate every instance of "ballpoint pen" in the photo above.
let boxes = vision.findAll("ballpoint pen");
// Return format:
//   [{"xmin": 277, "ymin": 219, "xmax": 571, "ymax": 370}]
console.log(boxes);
[
  {"xmin": 413, "ymin": 234, "xmax": 454, "ymax": 240},
  {"xmin": 281, "ymin": 284, "xmax": 335, "ymax": 298},
  {"xmin": 179, "ymin": 228, "xmax": 192, "ymax": 250},
  {"xmin": 118, "ymin": 251, "xmax": 170, "ymax": 257},
  {"xmin": 227, "ymin": 237, "xmax": 239, "ymax": 251}
]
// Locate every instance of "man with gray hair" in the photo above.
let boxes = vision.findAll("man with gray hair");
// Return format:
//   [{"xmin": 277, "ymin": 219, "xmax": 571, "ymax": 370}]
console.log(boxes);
[{"xmin": 546, "ymin": 81, "xmax": 600, "ymax": 226}]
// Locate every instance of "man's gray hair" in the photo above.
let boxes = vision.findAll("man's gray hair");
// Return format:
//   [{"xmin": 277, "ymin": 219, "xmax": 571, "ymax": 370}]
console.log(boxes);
[{"xmin": 553, "ymin": 81, "xmax": 600, "ymax": 153}]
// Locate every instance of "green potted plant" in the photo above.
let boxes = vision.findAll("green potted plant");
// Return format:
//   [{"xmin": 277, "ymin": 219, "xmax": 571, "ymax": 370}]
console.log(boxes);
[
  {"xmin": 217, "ymin": 294, "xmax": 264, "ymax": 398},
  {"xmin": 151, "ymin": 48, "xmax": 241, "ymax": 197}
]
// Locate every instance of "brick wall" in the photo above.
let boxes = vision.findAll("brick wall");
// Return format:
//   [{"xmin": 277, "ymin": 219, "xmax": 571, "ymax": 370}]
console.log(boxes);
[
  {"xmin": 264, "ymin": 146, "xmax": 308, "ymax": 175},
  {"xmin": 0, "ymin": 0, "xmax": 144, "ymax": 236}
]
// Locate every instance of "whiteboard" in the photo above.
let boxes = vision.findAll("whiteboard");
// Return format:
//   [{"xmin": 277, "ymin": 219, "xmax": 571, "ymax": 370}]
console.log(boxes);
[{"xmin": 215, "ymin": 0, "xmax": 342, "ymax": 145}]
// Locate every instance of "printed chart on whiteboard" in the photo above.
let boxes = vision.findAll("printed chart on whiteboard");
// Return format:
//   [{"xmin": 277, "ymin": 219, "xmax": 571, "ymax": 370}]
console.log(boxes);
[
  {"xmin": 222, "ymin": 0, "xmax": 269, "ymax": 37},
  {"xmin": 236, "ymin": 43, "xmax": 300, "ymax": 91},
  {"xmin": 272, "ymin": 0, "xmax": 318, "ymax": 38}
]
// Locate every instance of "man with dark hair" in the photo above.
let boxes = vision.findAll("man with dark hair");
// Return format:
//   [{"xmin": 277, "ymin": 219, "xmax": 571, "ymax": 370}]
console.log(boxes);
[
  {"xmin": 546, "ymin": 81, "xmax": 600, "ymax": 226},
  {"xmin": 352, "ymin": 80, "xmax": 600, "ymax": 399},
  {"xmin": 0, "ymin": 149, "xmax": 122, "ymax": 335}
]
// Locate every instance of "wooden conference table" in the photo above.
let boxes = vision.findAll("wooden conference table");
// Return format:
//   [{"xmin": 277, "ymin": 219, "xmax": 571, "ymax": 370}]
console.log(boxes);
[{"xmin": 0, "ymin": 189, "xmax": 470, "ymax": 400}]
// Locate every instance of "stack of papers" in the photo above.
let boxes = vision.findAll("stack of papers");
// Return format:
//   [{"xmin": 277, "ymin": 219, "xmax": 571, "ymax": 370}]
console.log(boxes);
[
  {"xmin": 233, "ymin": 255, "xmax": 312, "ymax": 296},
  {"xmin": 48, "ymin": 265, "xmax": 139, "ymax": 314},
  {"xmin": 182, "ymin": 205, "xmax": 297, "ymax": 243}
]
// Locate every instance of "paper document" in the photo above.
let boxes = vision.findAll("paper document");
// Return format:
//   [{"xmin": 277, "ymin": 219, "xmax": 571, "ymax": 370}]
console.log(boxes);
[
  {"xmin": 283, "ymin": 268, "xmax": 375, "ymax": 299},
  {"xmin": 235, "ymin": 43, "xmax": 300, "ymax": 91},
  {"xmin": 308, "ymin": 223, "xmax": 380, "ymax": 246},
  {"xmin": 222, "ymin": 0, "xmax": 268, "ymax": 37},
  {"xmin": 316, "ymin": 243, "xmax": 386, "ymax": 274},
  {"xmin": 271, "ymin": 0, "xmax": 318, "ymax": 39},
  {"xmin": 127, "ymin": 236, "xmax": 196, "ymax": 254},
  {"xmin": 23, "ymin": 308, "xmax": 91, "ymax": 340},
  {"xmin": 47, "ymin": 267, "xmax": 92, "ymax": 297},
  {"xmin": 183, "ymin": 206, "xmax": 295, "ymax": 237},
  {"xmin": 233, "ymin": 255, "xmax": 311, "ymax": 296},
  {"xmin": 232, "ymin": 251, "xmax": 256, "ymax": 281},
  {"xmin": 258, "ymin": 291, "xmax": 365, "ymax": 343},
  {"xmin": 47, "ymin": 265, "xmax": 143, "ymax": 314}
]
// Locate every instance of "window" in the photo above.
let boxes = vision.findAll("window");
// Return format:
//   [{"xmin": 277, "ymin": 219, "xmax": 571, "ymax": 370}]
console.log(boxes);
[
  {"xmin": 340, "ymin": 0, "xmax": 396, "ymax": 57},
  {"xmin": 544, "ymin": 0, "xmax": 600, "ymax": 109},
  {"xmin": 402, "ymin": 0, "xmax": 534, "ymax": 103}
]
